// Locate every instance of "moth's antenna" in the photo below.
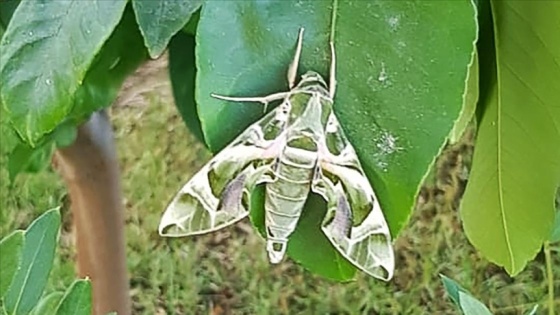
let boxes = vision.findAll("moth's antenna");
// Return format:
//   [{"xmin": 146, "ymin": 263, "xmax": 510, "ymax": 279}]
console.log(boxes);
[
  {"xmin": 287, "ymin": 28, "xmax": 304, "ymax": 89},
  {"xmin": 329, "ymin": 0, "xmax": 339, "ymax": 98}
]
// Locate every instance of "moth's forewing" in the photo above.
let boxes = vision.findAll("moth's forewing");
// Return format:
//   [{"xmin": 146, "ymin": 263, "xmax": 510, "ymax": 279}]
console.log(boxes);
[{"xmin": 159, "ymin": 108, "xmax": 286, "ymax": 236}]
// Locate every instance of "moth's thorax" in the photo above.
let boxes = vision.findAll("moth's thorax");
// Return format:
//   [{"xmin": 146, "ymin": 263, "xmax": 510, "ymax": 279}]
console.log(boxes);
[
  {"xmin": 295, "ymin": 71, "xmax": 331, "ymax": 98},
  {"xmin": 286, "ymin": 88, "xmax": 333, "ymax": 142}
]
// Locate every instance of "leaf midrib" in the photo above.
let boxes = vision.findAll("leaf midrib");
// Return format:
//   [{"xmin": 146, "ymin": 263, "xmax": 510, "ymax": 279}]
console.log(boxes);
[{"xmin": 491, "ymin": 0, "xmax": 516, "ymax": 271}]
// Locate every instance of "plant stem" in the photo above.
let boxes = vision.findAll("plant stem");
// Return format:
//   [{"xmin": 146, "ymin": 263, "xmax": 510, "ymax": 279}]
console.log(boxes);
[
  {"xmin": 54, "ymin": 111, "xmax": 131, "ymax": 315},
  {"xmin": 544, "ymin": 241, "xmax": 554, "ymax": 315}
]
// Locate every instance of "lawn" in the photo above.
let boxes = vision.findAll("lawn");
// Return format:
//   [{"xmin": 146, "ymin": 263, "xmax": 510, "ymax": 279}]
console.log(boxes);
[{"xmin": 0, "ymin": 58, "xmax": 557, "ymax": 315}]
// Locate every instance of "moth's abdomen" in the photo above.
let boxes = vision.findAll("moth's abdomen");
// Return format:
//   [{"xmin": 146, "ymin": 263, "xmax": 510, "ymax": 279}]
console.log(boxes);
[{"xmin": 264, "ymin": 144, "xmax": 317, "ymax": 263}]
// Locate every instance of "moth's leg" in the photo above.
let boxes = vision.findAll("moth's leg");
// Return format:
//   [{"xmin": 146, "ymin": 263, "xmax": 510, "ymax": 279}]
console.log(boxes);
[
  {"xmin": 211, "ymin": 91, "xmax": 291, "ymax": 113},
  {"xmin": 287, "ymin": 28, "xmax": 304, "ymax": 89},
  {"xmin": 329, "ymin": 41, "xmax": 337, "ymax": 99},
  {"xmin": 211, "ymin": 91, "xmax": 290, "ymax": 106}
]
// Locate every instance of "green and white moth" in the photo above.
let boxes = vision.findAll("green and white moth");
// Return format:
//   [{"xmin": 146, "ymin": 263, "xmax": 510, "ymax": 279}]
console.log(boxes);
[{"xmin": 159, "ymin": 29, "xmax": 394, "ymax": 281}]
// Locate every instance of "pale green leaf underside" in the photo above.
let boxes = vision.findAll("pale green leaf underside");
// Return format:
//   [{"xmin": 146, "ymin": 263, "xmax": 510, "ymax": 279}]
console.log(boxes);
[
  {"xmin": 461, "ymin": 1, "xmax": 560, "ymax": 275},
  {"xmin": 458, "ymin": 291, "xmax": 493, "ymax": 315}
]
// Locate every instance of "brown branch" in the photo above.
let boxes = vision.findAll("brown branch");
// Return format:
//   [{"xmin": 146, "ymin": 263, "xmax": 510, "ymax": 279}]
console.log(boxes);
[{"xmin": 54, "ymin": 110, "xmax": 130, "ymax": 315}]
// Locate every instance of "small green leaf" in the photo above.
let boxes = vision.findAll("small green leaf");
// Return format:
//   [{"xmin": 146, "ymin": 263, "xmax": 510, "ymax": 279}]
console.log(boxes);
[
  {"xmin": 524, "ymin": 305, "xmax": 538, "ymax": 315},
  {"xmin": 52, "ymin": 122, "xmax": 77, "ymax": 148},
  {"xmin": 461, "ymin": 1, "xmax": 560, "ymax": 275},
  {"xmin": 440, "ymin": 274, "xmax": 465, "ymax": 308},
  {"xmin": 7, "ymin": 142, "xmax": 53, "ymax": 182},
  {"xmin": 441, "ymin": 275, "xmax": 492, "ymax": 315},
  {"xmin": 458, "ymin": 291, "xmax": 493, "ymax": 315},
  {"xmin": 54, "ymin": 279, "xmax": 92, "ymax": 315},
  {"xmin": 0, "ymin": 0, "xmax": 128, "ymax": 145},
  {"xmin": 132, "ymin": 0, "xmax": 202, "ymax": 58},
  {"xmin": 0, "ymin": 231, "xmax": 24, "ymax": 298},
  {"xmin": 30, "ymin": 292, "xmax": 64, "ymax": 315},
  {"xmin": 168, "ymin": 31, "xmax": 204, "ymax": 142},
  {"xmin": 4, "ymin": 208, "xmax": 61, "ymax": 315}
]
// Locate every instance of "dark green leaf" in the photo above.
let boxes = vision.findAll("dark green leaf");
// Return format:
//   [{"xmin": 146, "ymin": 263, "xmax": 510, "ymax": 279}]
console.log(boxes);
[
  {"xmin": 4, "ymin": 208, "xmax": 61, "ymax": 315},
  {"xmin": 54, "ymin": 279, "xmax": 92, "ymax": 315},
  {"xmin": 250, "ymin": 186, "xmax": 355, "ymax": 281},
  {"xmin": 168, "ymin": 31, "xmax": 204, "ymax": 142},
  {"xmin": 0, "ymin": 231, "xmax": 24, "ymax": 298},
  {"xmin": 7, "ymin": 142, "xmax": 52, "ymax": 182},
  {"xmin": 196, "ymin": 1, "xmax": 477, "ymax": 276},
  {"xmin": 5, "ymin": 121, "xmax": 76, "ymax": 182},
  {"xmin": 461, "ymin": 1, "xmax": 560, "ymax": 275},
  {"xmin": 30, "ymin": 292, "xmax": 64, "ymax": 315},
  {"xmin": 0, "ymin": 0, "xmax": 20, "ymax": 37},
  {"xmin": 0, "ymin": 0, "xmax": 128, "ymax": 145},
  {"xmin": 52, "ymin": 122, "xmax": 77, "ymax": 148},
  {"xmin": 182, "ymin": 9, "xmax": 200, "ymax": 36},
  {"xmin": 132, "ymin": 0, "xmax": 202, "ymax": 58},
  {"xmin": 69, "ymin": 4, "xmax": 147, "ymax": 122}
]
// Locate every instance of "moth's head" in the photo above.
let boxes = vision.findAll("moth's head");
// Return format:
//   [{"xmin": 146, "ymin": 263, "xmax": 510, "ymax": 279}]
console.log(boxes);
[{"xmin": 297, "ymin": 71, "xmax": 329, "ymax": 91}]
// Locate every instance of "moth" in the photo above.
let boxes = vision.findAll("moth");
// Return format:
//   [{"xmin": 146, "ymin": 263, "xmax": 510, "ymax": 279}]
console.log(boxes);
[{"xmin": 159, "ymin": 28, "xmax": 395, "ymax": 281}]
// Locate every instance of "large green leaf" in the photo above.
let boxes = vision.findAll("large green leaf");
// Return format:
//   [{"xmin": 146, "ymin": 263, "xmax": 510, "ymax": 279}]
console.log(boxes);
[
  {"xmin": 54, "ymin": 280, "xmax": 92, "ymax": 315},
  {"xmin": 461, "ymin": 1, "xmax": 560, "ymax": 275},
  {"xmin": 194, "ymin": 1, "xmax": 477, "ymax": 277},
  {"xmin": 3, "ymin": 5, "xmax": 146, "ymax": 182},
  {"xmin": 4, "ymin": 209, "xmax": 61, "ymax": 315},
  {"xmin": 0, "ymin": 0, "xmax": 127, "ymax": 145},
  {"xmin": 0, "ymin": 231, "xmax": 24, "ymax": 298},
  {"xmin": 132, "ymin": 0, "xmax": 202, "ymax": 58}
]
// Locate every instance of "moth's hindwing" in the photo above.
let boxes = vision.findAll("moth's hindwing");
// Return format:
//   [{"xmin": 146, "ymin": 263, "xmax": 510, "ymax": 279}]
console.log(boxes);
[
  {"xmin": 158, "ymin": 106, "xmax": 288, "ymax": 236},
  {"xmin": 313, "ymin": 113, "xmax": 395, "ymax": 281}
]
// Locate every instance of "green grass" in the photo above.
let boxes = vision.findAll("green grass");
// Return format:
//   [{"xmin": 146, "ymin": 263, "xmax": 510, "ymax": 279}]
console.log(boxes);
[{"xmin": 1, "ymin": 79, "xmax": 558, "ymax": 315}]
